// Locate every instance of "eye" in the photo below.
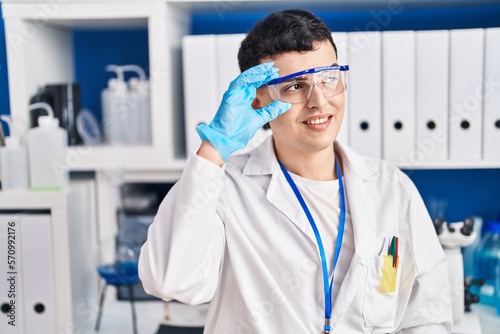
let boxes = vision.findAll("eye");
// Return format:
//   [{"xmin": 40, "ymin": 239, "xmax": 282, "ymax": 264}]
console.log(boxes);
[
  {"xmin": 319, "ymin": 71, "xmax": 340, "ymax": 84},
  {"xmin": 281, "ymin": 83, "xmax": 304, "ymax": 94},
  {"xmin": 323, "ymin": 74, "xmax": 339, "ymax": 82}
]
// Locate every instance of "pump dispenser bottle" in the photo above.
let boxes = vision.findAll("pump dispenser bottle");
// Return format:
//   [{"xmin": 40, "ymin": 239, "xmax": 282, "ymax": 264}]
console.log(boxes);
[
  {"xmin": 122, "ymin": 65, "xmax": 151, "ymax": 145},
  {"xmin": 0, "ymin": 115, "xmax": 29, "ymax": 190},
  {"xmin": 102, "ymin": 65, "xmax": 129, "ymax": 145},
  {"xmin": 27, "ymin": 102, "xmax": 68, "ymax": 190}
]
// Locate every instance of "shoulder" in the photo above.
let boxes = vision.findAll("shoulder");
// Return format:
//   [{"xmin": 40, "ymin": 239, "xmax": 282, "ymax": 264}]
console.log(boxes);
[
  {"xmin": 225, "ymin": 152, "xmax": 251, "ymax": 176},
  {"xmin": 225, "ymin": 131, "xmax": 276, "ymax": 177},
  {"xmin": 337, "ymin": 141, "xmax": 413, "ymax": 192},
  {"xmin": 369, "ymin": 156, "xmax": 412, "ymax": 187}
]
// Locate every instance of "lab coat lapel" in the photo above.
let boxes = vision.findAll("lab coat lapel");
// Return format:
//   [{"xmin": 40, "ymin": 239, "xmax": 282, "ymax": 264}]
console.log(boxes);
[
  {"xmin": 330, "ymin": 141, "xmax": 377, "ymax": 323},
  {"xmin": 343, "ymin": 165, "xmax": 376, "ymax": 266},
  {"xmin": 266, "ymin": 166, "xmax": 318, "ymax": 242},
  {"xmin": 242, "ymin": 136, "xmax": 319, "ymax": 243},
  {"xmin": 335, "ymin": 140, "xmax": 378, "ymax": 266}
]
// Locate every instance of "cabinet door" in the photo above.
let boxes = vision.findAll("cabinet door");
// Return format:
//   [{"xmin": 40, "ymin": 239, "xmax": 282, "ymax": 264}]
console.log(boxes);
[
  {"xmin": 0, "ymin": 214, "xmax": 24, "ymax": 333},
  {"xmin": 20, "ymin": 214, "xmax": 56, "ymax": 333}
]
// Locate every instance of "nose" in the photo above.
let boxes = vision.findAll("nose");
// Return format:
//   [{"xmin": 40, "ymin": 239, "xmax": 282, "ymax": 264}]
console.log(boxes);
[{"xmin": 306, "ymin": 83, "xmax": 328, "ymax": 108}]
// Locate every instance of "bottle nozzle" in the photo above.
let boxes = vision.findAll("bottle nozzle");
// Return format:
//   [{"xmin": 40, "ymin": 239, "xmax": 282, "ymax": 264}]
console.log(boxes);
[
  {"xmin": 106, "ymin": 64, "xmax": 125, "ymax": 82},
  {"xmin": 120, "ymin": 64, "xmax": 147, "ymax": 81},
  {"xmin": 29, "ymin": 102, "xmax": 55, "ymax": 118},
  {"xmin": 0, "ymin": 115, "xmax": 12, "ymax": 133},
  {"xmin": 1, "ymin": 115, "xmax": 26, "ymax": 139}
]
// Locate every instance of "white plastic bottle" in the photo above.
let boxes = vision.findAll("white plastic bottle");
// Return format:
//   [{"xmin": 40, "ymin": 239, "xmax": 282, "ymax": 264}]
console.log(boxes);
[
  {"xmin": 27, "ymin": 102, "xmax": 68, "ymax": 190},
  {"xmin": 102, "ymin": 65, "xmax": 130, "ymax": 145},
  {"xmin": 122, "ymin": 65, "xmax": 151, "ymax": 145},
  {"xmin": 0, "ymin": 115, "xmax": 29, "ymax": 190}
]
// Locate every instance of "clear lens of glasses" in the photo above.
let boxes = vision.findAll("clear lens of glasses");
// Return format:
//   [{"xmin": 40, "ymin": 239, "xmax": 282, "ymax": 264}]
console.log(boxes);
[{"xmin": 267, "ymin": 70, "xmax": 347, "ymax": 104}]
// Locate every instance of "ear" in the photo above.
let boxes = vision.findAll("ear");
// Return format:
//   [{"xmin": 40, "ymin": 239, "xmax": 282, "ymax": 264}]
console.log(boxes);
[
  {"xmin": 252, "ymin": 90, "xmax": 263, "ymax": 110},
  {"xmin": 251, "ymin": 97, "xmax": 261, "ymax": 110}
]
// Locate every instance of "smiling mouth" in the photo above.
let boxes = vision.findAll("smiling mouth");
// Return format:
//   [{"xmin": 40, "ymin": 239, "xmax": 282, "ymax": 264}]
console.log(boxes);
[{"xmin": 303, "ymin": 116, "xmax": 332, "ymax": 125}]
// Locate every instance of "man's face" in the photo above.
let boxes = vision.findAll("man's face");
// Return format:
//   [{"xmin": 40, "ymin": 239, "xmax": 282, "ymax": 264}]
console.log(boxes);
[{"xmin": 254, "ymin": 40, "xmax": 345, "ymax": 155}]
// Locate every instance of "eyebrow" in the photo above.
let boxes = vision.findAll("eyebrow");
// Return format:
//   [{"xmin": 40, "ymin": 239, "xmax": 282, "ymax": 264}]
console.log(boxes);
[
  {"xmin": 279, "ymin": 63, "xmax": 340, "ymax": 83},
  {"xmin": 281, "ymin": 76, "xmax": 307, "ymax": 83}
]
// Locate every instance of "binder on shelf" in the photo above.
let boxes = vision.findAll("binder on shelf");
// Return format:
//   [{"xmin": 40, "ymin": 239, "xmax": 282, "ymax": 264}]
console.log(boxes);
[
  {"xmin": 0, "ymin": 214, "xmax": 24, "ymax": 334},
  {"xmin": 382, "ymin": 31, "xmax": 416, "ymax": 163},
  {"xmin": 347, "ymin": 31, "xmax": 382, "ymax": 158},
  {"xmin": 182, "ymin": 35, "xmax": 219, "ymax": 156},
  {"xmin": 416, "ymin": 30, "xmax": 450, "ymax": 162},
  {"xmin": 483, "ymin": 27, "xmax": 500, "ymax": 160},
  {"xmin": 20, "ymin": 214, "xmax": 56, "ymax": 333},
  {"xmin": 449, "ymin": 29, "xmax": 484, "ymax": 160},
  {"xmin": 215, "ymin": 34, "xmax": 246, "ymax": 99},
  {"xmin": 331, "ymin": 32, "xmax": 350, "ymax": 145}
]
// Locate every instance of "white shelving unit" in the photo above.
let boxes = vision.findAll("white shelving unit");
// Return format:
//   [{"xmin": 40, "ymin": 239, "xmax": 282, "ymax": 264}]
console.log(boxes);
[{"xmin": 1, "ymin": 0, "xmax": 189, "ymax": 175}]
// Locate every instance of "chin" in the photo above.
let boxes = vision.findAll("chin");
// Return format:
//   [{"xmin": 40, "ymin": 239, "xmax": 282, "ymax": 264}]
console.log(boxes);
[{"xmin": 303, "ymin": 137, "xmax": 336, "ymax": 152}]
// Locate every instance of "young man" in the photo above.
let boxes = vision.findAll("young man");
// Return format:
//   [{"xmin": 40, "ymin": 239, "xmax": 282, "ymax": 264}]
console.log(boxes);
[{"xmin": 139, "ymin": 9, "xmax": 452, "ymax": 333}]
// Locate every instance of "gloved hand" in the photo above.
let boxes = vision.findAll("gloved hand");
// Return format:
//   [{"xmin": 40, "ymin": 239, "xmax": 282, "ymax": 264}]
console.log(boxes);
[{"xmin": 196, "ymin": 62, "xmax": 291, "ymax": 162}]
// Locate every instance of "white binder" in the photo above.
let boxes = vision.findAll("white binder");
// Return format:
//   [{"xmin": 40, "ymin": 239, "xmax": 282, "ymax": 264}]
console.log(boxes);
[
  {"xmin": 348, "ymin": 31, "xmax": 382, "ymax": 158},
  {"xmin": 20, "ymin": 214, "xmax": 56, "ymax": 333},
  {"xmin": 382, "ymin": 31, "xmax": 416, "ymax": 163},
  {"xmin": 449, "ymin": 29, "xmax": 485, "ymax": 160},
  {"xmin": 483, "ymin": 27, "xmax": 500, "ymax": 160},
  {"xmin": 0, "ymin": 214, "xmax": 24, "ymax": 334},
  {"xmin": 215, "ymin": 34, "xmax": 246, "ymax": 99},
  {"xmin": 416, "ymin": 30, "xmax": 450, "ymax": 162},
  {"xmin": 331, "ymin": 32, "xmax": 350, "ymax": 145},
  {"xmin": 182, "ymin": 35, "xmax": 218, "ymax": 156}
]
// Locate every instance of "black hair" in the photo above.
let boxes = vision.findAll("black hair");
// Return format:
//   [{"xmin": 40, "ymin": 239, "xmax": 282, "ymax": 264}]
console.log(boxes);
[{"xmin": 238, "ymin": 9, "xmax": 337, "ymax": 72}]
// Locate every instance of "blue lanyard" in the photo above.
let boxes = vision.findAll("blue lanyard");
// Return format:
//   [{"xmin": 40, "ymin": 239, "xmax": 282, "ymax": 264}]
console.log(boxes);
[{"xmin": 278, "ymin": 159, "xmax": 346, "ymax": 334}]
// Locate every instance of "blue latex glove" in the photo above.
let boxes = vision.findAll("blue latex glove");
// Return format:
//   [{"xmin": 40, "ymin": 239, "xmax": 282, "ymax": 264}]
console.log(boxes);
[{"xmin": 196, "ymin": 62, "xmax": 291, "ymax": 161}]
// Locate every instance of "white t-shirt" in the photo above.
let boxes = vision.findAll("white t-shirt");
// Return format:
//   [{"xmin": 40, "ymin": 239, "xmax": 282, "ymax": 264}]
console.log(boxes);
[{"xmin": 290, "ymin": 173, "xmax": 354, "ymax": 304}]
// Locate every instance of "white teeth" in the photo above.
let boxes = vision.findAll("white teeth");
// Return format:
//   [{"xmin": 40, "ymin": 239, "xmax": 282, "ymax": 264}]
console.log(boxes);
[{"xmin": 305, "ymin": 117, "xmax": 329, "ymax": 125}]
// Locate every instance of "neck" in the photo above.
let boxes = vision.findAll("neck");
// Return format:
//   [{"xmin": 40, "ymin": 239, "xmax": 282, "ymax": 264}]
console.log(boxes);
[{"xmin": 274, "ymin": 140, "xmax": 337, "ymax": 181}]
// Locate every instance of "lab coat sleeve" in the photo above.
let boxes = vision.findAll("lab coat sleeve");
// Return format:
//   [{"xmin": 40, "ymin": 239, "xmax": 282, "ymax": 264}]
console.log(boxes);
[
  {"xmin": 138, "ymin": 153, "xmax": 226, "ymax": 305},
  {"xmin": 398, "ymin": 184, "xmax": 453, "ymax": 333}
]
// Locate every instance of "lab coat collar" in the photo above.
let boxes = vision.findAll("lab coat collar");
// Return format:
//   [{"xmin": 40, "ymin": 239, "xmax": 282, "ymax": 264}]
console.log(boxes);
[
  {"xmin": 241, "ymin": 135, "xmax": 277, "ymax": 176},
  {"xmin": 243, "ymin": 135, "xmax": 378, "ymax": 253},
  {"xmin": 242, "ymin": 135, "xmax": 379, "ymax": 181},
  {"xmin": 242, "ymin": 134, "xmax": 378, "ymax": 267}
]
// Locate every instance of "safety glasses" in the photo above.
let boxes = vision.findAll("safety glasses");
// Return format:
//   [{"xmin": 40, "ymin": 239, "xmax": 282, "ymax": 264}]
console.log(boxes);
[{"xmin": 262, "ymin": 65, "xmax": 349, "ymax": 104}]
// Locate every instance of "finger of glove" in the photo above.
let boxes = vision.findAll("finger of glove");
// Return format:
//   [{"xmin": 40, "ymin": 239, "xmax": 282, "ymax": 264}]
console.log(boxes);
[
  {"xmin": 222, "ymin": 84, "xmax": 257, "ymax": 105},
  {"xmin": 229, "ymin": 63, "xmax": 279, "ymax": 90},
  {"xmin": 230, "ymin": 71, "xmax": 278, "ymax": 91},
  {"xmin": 256, "ymin": 100, "xmax": 291, "ymax": 123}
]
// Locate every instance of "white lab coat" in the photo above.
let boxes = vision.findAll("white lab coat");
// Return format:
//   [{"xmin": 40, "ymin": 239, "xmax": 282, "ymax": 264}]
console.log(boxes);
[{"xmin": 139, "ymin": 136, "xmax": 453, "ymax": 333}]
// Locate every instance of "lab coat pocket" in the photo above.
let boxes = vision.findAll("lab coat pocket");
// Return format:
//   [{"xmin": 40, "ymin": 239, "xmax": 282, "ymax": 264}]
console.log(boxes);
[
  {"xmin": 363, "ymin": 255, "xmax": 400, "ymax": 328},
  {"xmin": 379, "ymin": 255, "xmax": 397, "ymax": 293}
]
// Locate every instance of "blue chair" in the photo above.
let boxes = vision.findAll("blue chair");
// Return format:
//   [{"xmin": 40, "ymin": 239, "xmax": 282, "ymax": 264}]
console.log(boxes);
[{"xmin": 95, "ymin": 261, "xmax": 139, "ymax": 334}]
